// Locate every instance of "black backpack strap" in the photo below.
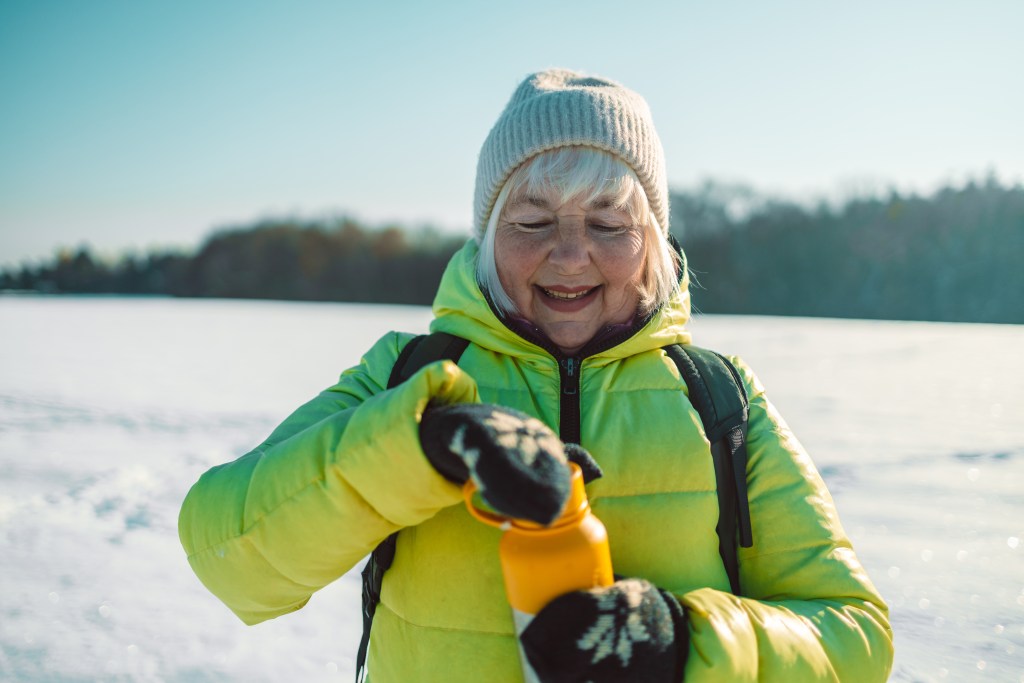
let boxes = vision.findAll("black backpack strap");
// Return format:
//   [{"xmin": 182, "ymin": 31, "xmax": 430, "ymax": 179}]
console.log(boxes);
[
  {"xmin": 356, "ymin": 332, "xmax": 470, "ymax": 683},
  {"xmin": 664, "ymin": 344, "xmax": 752, "ymax": 595},
  {"xmin": 386, "ymin": 331, "xmax": 470, "ymax": 389},
  {"xmin": 356, "ymin": 534, "xmax": 396, "ymax": 683}
]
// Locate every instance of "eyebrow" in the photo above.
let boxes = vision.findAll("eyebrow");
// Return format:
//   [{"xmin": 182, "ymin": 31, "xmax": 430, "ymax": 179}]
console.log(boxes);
[
  {"xmin": 517, "ymin": 195, "xmax": 553, "ymax": 209},
  {"xmin": 514, "ymin": 195, "xmax": 620, "ymax": 211}
]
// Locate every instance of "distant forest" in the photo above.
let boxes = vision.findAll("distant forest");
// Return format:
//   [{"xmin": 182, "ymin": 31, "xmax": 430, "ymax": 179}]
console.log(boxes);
[{"xmin": 3, "ymin": 176, "xmax": 1021, "ymax": 324}]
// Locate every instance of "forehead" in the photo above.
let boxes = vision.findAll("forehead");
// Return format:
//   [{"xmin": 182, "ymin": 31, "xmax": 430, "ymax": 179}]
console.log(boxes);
[{"xmin": 506, "ymin": 186, "xmax": 624, "ymax": 212}]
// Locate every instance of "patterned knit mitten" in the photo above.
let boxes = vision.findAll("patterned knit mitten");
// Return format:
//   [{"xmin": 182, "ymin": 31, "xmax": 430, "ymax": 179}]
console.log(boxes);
[
  {"xmin": 419, "ymin": 403, "xmax": 581, "ymax": 525},
  {"xmin": 520, "ymin": 577, "xmax": 689, "ymax": 683}
]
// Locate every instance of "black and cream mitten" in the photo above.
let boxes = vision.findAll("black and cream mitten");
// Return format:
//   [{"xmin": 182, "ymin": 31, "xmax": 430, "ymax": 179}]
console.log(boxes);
[
  {"xmin": 419, "ymin": 404, "xmax": 601, "ymax": 525},
  {"xmin": 520, "ymin": 578, "xmax": 689, "ymax": 683}
]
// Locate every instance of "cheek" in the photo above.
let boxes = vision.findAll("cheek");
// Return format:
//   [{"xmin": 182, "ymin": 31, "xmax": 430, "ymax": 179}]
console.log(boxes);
[
  {"xmin": 602, "ymin": 236, "xmax": 646, "ymax": 292},
  {"xmin": 494, "ymin": 234, "xmax": 535, "ymax": 298}
]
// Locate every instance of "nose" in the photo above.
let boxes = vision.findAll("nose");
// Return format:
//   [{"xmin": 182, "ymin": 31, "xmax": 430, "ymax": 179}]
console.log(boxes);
[{"xmin": 548, "ymin": 224, "xmax": 591, "ymax": 273}]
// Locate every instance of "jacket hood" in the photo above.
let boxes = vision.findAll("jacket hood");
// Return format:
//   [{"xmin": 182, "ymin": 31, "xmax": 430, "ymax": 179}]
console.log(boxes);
[{"xmin": 430, "ymin": 239, "xmax": 692, "ymax": 360}]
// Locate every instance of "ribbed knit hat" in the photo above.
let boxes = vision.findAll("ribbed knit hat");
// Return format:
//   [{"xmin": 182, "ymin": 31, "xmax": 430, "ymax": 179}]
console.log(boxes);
[{"xmin": 474, "ymin": 69, "xmax": 668, "ymax": 240}]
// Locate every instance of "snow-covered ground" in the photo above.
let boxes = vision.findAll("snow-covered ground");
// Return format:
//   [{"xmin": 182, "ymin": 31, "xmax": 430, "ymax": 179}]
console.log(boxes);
[{"xmin": 1, "ymin": 296, "xmax": 1021, "ymax": 682}]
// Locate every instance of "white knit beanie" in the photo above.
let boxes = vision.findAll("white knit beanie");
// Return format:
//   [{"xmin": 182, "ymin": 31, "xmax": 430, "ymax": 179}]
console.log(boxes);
[{"xmin": 473, "ymin": 68, "xmax": 669, "ymax": 240}]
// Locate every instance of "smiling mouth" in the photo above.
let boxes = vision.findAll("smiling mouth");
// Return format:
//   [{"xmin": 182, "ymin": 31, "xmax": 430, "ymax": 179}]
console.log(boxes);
[{"xmin": 541, "ymin": 287, "xmax": 596, "ymax": 300}]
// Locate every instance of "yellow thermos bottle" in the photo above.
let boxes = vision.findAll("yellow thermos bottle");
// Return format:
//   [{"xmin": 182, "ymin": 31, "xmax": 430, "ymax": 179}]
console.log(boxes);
[{"xmin": 463, "ymin": 462, "xmax": 614, "ymax": 683}]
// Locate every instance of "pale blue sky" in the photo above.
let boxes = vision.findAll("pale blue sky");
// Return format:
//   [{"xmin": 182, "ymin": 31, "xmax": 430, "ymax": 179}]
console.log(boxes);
[{"xmin": 2, "ymin": 0, "xmax": 1022, "ymax": 266}]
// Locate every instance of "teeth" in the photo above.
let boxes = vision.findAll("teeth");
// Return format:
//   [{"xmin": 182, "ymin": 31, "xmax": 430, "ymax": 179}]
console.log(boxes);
[{"xmin": 543, "ymin": 288, "xmax": 592, "ymax": 300}]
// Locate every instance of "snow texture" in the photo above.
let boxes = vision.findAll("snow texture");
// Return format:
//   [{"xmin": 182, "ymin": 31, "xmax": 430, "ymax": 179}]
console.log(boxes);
[{"xmin": 1, "ymin": 296, "xmax": 1022, "ymax": 682}]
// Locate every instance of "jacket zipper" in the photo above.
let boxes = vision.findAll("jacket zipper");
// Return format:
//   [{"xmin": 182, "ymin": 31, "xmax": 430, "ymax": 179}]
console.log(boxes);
[
  {"xmin": 484, "ymin": 311, "xmax": 655, "ymax": 446},
  {"xmin": 481, "ymin": 307, "xmax": 660, "ymax": 445},
  {"xmin": 560, "ymin": 357, "xmax": 581, "ymax": 444},
  {"xmin": 480, "ymin": 284, "xmax": 670, "ymax": 446}
]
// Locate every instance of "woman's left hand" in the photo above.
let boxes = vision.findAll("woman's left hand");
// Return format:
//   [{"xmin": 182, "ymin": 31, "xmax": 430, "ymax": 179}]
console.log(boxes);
[{"xmin": 520, "ymin": 577, "xmax": 689, "ymax": 683}]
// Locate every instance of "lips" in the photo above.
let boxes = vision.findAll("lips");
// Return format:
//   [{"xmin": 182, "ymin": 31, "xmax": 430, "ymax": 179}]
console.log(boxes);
[
  {"xmin": 536, "ymin": 285, "xmax": 600, "ymax": 311},
  {"xmin": 541, "ymin": 287, "xmax": 594, "ymax": 300}
]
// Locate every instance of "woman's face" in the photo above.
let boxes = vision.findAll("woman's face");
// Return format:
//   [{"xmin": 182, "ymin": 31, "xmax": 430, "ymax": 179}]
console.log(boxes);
[{"xmin": 495, "ymin": 187, "xmax": 645, "ymax": 356}]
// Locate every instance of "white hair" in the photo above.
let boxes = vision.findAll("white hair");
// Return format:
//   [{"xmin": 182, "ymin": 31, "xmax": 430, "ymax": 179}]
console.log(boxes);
[{"xmin": 476, "ymin": 147, "xmax": 679, "ymax": 317}]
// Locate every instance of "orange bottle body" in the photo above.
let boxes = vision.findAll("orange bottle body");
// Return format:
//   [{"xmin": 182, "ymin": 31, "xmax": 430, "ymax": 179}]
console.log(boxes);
[
  {"xmin": 498, "ymin": 502, "xmax": 613, "ymax": 615},
  {"xmin": 464, "ymin": 462, "xmax": 613, "ymax": 682}
]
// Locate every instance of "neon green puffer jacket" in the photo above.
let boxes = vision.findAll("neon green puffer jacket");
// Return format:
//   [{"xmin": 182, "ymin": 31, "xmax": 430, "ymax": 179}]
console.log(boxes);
[{"xmin": 179, "ymin": 239, "xmax": 893, "ymax": 682}]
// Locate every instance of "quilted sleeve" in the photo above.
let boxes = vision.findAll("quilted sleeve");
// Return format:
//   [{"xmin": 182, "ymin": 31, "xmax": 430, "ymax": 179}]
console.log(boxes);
[
  {"xmin": 178, "ymin": 332, "xmax": 480, "ymax": 625},
  {"xmin": 677, "ymin": 356, "xmax": 894, "ymax": 682}
]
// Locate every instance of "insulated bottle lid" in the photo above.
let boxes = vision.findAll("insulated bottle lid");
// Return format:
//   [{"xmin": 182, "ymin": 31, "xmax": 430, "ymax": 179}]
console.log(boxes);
[{"xmin": 464, "ymin": 462, "xmax": 587, "ymax": 530}]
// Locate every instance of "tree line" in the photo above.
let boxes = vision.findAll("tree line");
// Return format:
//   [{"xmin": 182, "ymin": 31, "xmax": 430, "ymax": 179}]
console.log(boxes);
[
  {"xmin": 1, "ymin": 218, "xmax": 464, "ymax": 306},
  {"xmin": 3, "ymin": 177, "xmax": 1021, "ymax": 323},
  {"xmin": 673, "ymin": 176, "xmax": 1022, "ymax": 323}
]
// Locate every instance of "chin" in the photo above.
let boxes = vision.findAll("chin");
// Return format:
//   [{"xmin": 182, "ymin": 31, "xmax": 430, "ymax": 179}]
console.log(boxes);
[{"xmin": 547, "ymin": 332, "xmax": 590, "ymax": 356}]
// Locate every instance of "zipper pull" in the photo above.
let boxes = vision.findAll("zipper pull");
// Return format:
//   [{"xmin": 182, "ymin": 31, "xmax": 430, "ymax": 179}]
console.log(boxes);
[{"xmin": 562, "ymin": 357, "xmax": 578, "ymax": 395}]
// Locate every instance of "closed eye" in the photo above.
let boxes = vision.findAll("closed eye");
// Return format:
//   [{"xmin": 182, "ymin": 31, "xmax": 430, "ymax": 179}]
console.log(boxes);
[{"xmin": 589, "ymin": 223, "xmax": 632, "ymax": 235}]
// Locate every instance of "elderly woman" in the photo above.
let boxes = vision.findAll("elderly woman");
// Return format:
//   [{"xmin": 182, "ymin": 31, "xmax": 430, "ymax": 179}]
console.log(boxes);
[{"xmin": 179, "ymin": 69, "xmax": 893, "ymax": 682}]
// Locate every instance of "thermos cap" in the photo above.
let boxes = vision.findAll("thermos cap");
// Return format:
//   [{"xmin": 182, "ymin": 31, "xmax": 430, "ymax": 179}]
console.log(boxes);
[{"xmin": 464, "ymin": 462, "xmax": 588, "ymax": 531}]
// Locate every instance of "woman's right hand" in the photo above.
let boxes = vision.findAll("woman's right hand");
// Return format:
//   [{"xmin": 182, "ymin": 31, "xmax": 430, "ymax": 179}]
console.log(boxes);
[{"xmin": 419, "ymin": 404, "xmax": 589, "ymax": 525}]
